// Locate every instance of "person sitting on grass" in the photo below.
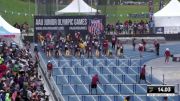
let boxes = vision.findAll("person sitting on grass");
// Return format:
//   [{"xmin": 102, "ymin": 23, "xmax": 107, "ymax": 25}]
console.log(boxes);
[{"xmin": 90, "ymin": 74, "xmax": 100, "ymax": 94}]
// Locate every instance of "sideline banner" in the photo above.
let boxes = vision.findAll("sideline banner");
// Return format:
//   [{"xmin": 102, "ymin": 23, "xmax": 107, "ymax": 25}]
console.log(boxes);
[
  {"xmin": 34, "ymin": 15, "xmax": 106, "ymax": 39},
  {"xmin": 155, "ymin": 27, "xmax": 164, "ymax": 34}
]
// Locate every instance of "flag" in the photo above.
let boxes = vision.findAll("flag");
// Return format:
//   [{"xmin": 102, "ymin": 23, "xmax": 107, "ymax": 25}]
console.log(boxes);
[{"xmin": 88, "ymin": 19, "xmax": 104, "ymax": 34}]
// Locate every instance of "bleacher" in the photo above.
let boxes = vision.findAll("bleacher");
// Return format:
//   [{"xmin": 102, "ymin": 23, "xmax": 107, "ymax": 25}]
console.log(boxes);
[{"xmin": 45, "ymin": 57, "xmax": 179, "ymax": 101}]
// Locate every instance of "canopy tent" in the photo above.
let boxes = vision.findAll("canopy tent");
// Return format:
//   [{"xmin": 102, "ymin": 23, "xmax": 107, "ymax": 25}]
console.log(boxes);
[
  {"xmin": 153, "ymin": 0, "xmax": 180, "ymax": 34},
  {"xmin": 0, "ymin": 16, "xmax": 21, "ymax": 34},
  {"xmin": 55, "ymin": 0, "xmax": 98, "ymax": 15},
  {"xmin": 0, "ymin": 16, "xmax": 23, "ymax": 47},
  {"xmin": 0, "ymin": 27, "xmax": 11, "ymax": 35}
]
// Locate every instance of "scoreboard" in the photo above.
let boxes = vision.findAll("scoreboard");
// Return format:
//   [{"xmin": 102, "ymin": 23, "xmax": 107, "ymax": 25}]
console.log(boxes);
[{"xmin": 147, "ymin": 85, "xmax": 175, "ymax": 96}]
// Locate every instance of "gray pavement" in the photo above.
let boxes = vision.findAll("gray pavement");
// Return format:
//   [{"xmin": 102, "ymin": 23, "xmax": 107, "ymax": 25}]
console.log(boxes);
[{"xmin": 145, "ymin": 54, "xmax": 180, "ymax": 84}]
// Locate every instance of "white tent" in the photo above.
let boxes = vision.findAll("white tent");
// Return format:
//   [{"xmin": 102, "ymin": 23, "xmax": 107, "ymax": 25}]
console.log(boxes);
[
  {"xmin": 55, "ymin": 0, "xmax": 98, "ymax": 15},
  {"xmin": 0, "ymin": 16, "xmax": 23, "ymax": 47},
  {"xmin": 153, "ymin": 0, "xmax": 180, "ymax": 34}
]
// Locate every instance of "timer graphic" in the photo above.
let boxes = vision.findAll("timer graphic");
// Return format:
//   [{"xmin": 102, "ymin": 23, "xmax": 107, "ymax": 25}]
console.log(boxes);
[{"xmin": 147, "ymin": 85, "xmax": 175, "ymax": 96}]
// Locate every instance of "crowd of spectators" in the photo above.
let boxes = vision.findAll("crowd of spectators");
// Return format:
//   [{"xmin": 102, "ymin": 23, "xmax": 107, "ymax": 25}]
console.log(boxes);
[
  {"xmin": 14, "ymin": 22, "xmax": 29, "ymax": 34},
  {"xmin": 106, "ymin": 20, "xmax": 149, "ymax": 35},
  {"xmin": 0, "ymin": 39, "xmax": 49, "ymax": 101}
]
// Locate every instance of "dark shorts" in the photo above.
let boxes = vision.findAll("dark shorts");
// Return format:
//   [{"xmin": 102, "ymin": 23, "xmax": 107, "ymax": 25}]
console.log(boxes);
[
  {"xmin": 140, "ymin": 74, "xmax": 145, "ymax": 80},
  {"xmin": 65, "ymin": 48, "xmax": 68, "ymax": 51},
  {"xmin": 91, "ymin": 84, "xmax": 97, "ymax": 88}
]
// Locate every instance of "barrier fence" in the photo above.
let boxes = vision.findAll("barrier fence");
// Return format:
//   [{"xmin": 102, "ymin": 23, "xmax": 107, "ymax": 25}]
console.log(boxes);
[
  {"xmin": 57, "ymin": 84, "xmax": 147, "ymax": 95},
  {"xmin": 55, "ymin": 58, "xmax": 141, "ymax": 68}
]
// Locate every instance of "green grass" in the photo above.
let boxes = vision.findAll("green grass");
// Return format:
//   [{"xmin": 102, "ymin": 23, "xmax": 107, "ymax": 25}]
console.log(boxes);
[
  {"xmin": 0, "ymin": 0, "xmax": 35, "ymax": 27},
  {"xmin": 0, "ymin": 0, "xmax": 175, "ymax": 26},
  {"xmin": 100, "ymin": 5, "xmax": 149, "ymax": 23},
  {"xmin": 99, "ymin": 3, "xmax": 164, "ymax": 24}
]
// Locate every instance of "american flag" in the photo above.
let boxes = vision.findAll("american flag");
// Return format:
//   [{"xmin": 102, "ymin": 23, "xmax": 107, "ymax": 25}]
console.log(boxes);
[{"xmin": 88, "ymin": 19, "xmax": 104, "ymax": 34}]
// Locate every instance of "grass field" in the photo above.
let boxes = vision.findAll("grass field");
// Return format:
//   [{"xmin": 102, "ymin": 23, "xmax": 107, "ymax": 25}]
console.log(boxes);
[
  {"xmin": 0, "ymin": 0, "xmax": 173, "ymax": 26},
  {"xmin": 98, "ymin": 5, "xmax": 156, "ymax": 23},
  {"xmin": 0, "ymin": 0, "xmax": 35, "ymax": 27}
]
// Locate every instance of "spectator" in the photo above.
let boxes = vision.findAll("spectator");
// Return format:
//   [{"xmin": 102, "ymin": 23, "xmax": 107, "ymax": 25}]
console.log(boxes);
[
  {"xmin": 164, "ymin": 48, "xmax": 171, "ymax": 63},
  {"xmin": 64, "ymin": 43, "xmax": 69, "ymax": 56},
  {"xmin": 98, "ymin": 44, "xmax": 102, "ymax": 57},
  {"xmin": 124, "ymin": 20, "xmax": 129, "ymax": 34},
  {"xmin": 34, "ymin": 54, "xmax": 39, "ymax": 66},
  {"xmin": 46, "ymin": 32, "xmax": 52, "ymax": 43},
  {"xmin": 74, "ymin": 44, "xmax": 78, "ymax": 56},
  {"xmin": 34, "ymin": 44, "xmax": 38, "ymax": 53},
  {"xmin": 5, "ymin": 92, "xmax": 11, "ymax": 101},
  {"xmin": 103, "ymin": 39, "xmax": 109, "ymax": 55},
  {"xmin": 0, "ymin": 57, "xmax": 4, "ymax": 65},
  {"xmin": 0, "ymin": 40, "xmax": 49, "ymax": 101},
  {"xmin": 0, "ymin": 90, "xmax": 5, "ymax": 101},
  {"xmin": 49, "ymin": 43, "xmax": 54, "ymax": 57},
  {"xmin": 14, "ymin": 22, "xmax": 20, "ymax": 29},
  {"xmin": 138, "ymin": 43, "xmax": 144, "ymax": 57},
  {"xmin": 95, "ymin": 44, "xmax": 100, "ymax": 58},
  {"xmin": 111, "ymin": 36, "xmax": 116, "ymax": 49},
  {"xmin": 164, "ymin": 96, "xmax": 168, "ymax": 101},
  {"xmin": 133, "ymin": 21, "xmax": 138, "ymax": 34},
  {"xmin": 79, "ymin": 41, "xmax": 85, "ymax": 57},
  {"xmin": 47, "ymin": 61, "xmax": 53, "ymax": 79},
  {"xmin": 106, "ymin": 20, "xmax": 149, "ymax": 35},
  {"xmin": 132, "ymin": 38, "xmax": 136, "ymax": 51},
  {"xmin": 76, "ymin": 45, "xmax": 80, "ymax": 57},
  {"xmin": 90, "ymin": 74, "xmax": 100, "ymax": 94},
  {"xmin": 55, "ymin": 44, "xmax": 61, "ymax": 58},
  {"xmin": 38, "ymin": 33, "xmax": 45, "ymax": 46},
  {"xmin": 116, "ymin": 41, "xmax": 120, "ymax": 56},
  {"xmin": 139, "ymin": 65, "xmax": 148, "ymax": 84},
  {"xmin": 141, "ymin": 39, "xmax": 146, "ymax": 51},
  {"xmin": 154, "ymin": 40, "xmax": 160, "ymax": 56},
  {"xmin": 22, "ymin": 22, "xmax": 29, "ymax": 34},
  {"xmin": 87, "ymin": 45, "xmax": 92, "ymax": 58},
  {"xmin": 46, "ymin": 45, "xmax": 50, "ymax": 57},
  {"xmin": 15, "ymin": 91, "xmax": 21, "ymax": 101},
  {"xmin": 106, "ymin": 24, "xmax": 111, "ymax": 34},
  {"xmin": 25, "ymin": 41, "xmax": 31, "ymax": 52},
  {"xmin": 120, "ymin": 44, "xmax": 124, "ymax": 57},
  {"xmin": 128, "ymin": 20, "xmax": 133, "ymax": 34}
]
